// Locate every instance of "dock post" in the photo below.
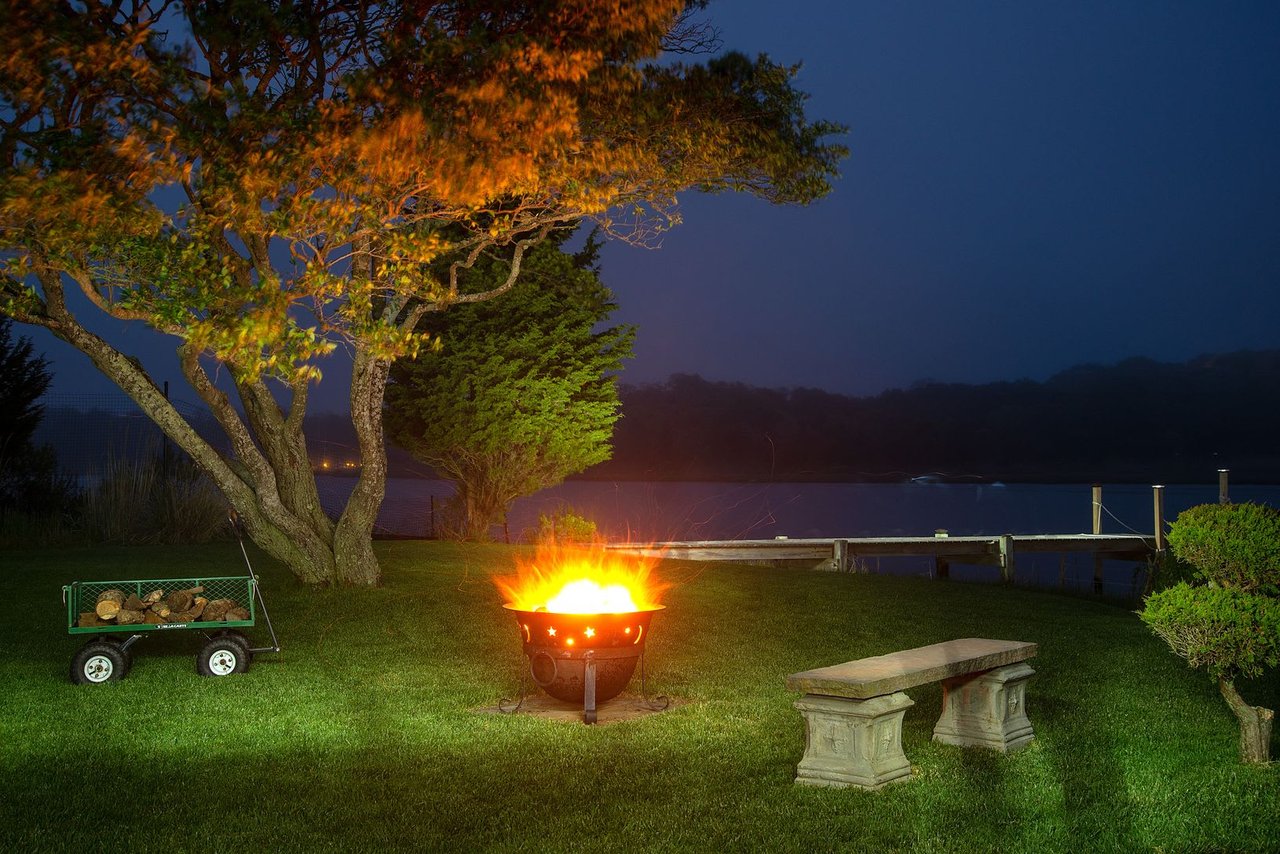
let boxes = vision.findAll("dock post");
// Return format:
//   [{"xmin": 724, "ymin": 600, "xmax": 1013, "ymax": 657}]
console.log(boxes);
[
  {"xmin": 1153, "ymin": 485, "xmax": 1166, "ymax": 552},
  {"xmin": 1218, "ymin": 469, "xmax": 1230, "ymax": 505},
  {"xmin": 833, "ymin": 539, "xmax": 850, "ymax": 573},
  {"xmin": 1091, "ymin": 484, "xmax": 1104, "ymax": 594},
  {"xmin": 935, "ymin": 557, "xmax": 950, "ymax": 580},
  {"xmin": 998, "ymin": 535, "xmax": 1014, "ymax": 583}
]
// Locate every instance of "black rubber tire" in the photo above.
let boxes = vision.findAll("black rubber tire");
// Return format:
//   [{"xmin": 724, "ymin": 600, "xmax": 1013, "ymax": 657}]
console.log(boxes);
[
  {"xmin": 196, "ymin": 636, "xmax": 250, "ymax": 677},
  {"xmin": 212, "ymin": 627, "xmax": 252, "ymax": 660},
  {"xmin": 70, "ymin": 641, "xmax": 128, "ymax": 685},
  {"xmin": 99, "ymin": 635, "xmax": 134, "ymax": 677}
]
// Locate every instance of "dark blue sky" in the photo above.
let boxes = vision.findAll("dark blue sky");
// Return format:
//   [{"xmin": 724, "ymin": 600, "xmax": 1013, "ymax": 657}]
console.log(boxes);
[
  {"xmin": 24, "ymin": 1, "xmax": 1280, "ymax": 408},
  {"xmin": 605, "ymin": 0, "xmax": 1280, "ymax": 394}
]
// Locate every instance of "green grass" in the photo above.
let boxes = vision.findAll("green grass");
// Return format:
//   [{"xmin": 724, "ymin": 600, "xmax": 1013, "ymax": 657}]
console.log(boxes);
[{"xmin": 1, "ymin": 541, "xmax": 1276, "ymax": 853}]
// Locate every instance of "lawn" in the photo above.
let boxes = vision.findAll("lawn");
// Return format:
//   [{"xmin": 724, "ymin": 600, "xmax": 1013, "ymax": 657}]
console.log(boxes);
[{"xmin": 1, "ymin": 541, "xmax": 1276, "ymax": 853}]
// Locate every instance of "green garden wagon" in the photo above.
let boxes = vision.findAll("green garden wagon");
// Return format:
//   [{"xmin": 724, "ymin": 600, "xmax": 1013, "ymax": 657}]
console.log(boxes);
[{"xmin": 62, "ymin": 525, "xmax": 280, "ymax": 684}]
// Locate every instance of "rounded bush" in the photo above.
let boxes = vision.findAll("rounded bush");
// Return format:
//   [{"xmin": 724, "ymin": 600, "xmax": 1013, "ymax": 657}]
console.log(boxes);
[
  {"xmin": 1140, "ymin": 582, "xmax": 1280, "ymax": 680},
  {"xmin": 1166, "ymin": 502, "xmax": 1280, "ymax": 594}
]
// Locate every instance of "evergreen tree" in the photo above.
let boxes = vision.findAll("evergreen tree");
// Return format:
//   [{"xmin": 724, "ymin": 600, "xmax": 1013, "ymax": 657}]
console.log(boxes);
[
  {"xmin": 386, "ymin": 231, "xmax": 632, "ymax": 540},
  {"xmin": 0, "ymin": 317, "xmax": 70, "ymax": 515}
]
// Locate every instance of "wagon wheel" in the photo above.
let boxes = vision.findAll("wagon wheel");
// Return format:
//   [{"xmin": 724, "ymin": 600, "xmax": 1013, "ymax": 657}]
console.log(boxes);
[
  {"xmin": 99, "ymin": 634, "xmax": 134, "ymax": 676},
  {"xmin": 196, "ymin": 636, "xmax": 250, "ymax": 677},
  {"xmin": 210, "ymin": 629, "xmax": 252, "ymax": 660},
  {"xmin": 70, "ymin": 641, "xmax": 128, "ymax": 685}
]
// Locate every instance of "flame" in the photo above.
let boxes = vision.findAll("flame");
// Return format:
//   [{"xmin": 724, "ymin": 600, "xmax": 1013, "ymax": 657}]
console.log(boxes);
[{"xmin": 496, "ymin": 543, "xmax": 665, "ymax": 614}]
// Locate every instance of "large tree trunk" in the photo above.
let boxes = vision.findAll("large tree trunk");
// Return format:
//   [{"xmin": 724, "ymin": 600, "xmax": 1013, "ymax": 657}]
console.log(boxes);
[
  {"xmin": 332, "ymin": 348, "xmax": 390, "ymax": 585},
  {"xmin": 27, "ymin": 267, "xmax": 372, "ymax": 586},
  {"xmin": 1219, "ymin": 678, "xmax": 1274, "ymax": 765}
]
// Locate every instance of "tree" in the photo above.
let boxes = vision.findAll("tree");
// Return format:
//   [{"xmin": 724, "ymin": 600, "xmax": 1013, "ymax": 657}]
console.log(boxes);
[
  {"xmin": 385, "ymin": 229, "xmax": 632, "ymax": 540},
  {"xmin": 1140, "ymin": 503, "xmax": 1280, "ymax": 764},
  {"xmin": 0, "ymin": 2, "xmax": 846, "ymax": 585},
  {"xmin": 0, "ymin": 316, "xmax": 51, "ymax": 459},
  {"xmin": 0, "ymin": 316, "xmax": 61, "ymax": 513}
]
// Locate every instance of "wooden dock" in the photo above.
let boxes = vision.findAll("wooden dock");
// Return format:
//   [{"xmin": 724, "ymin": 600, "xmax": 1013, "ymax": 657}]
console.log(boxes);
[
  {"xmin": 605, "ymin": 533, "xmax": 1155, "ymax": 591},
  {"xmin": 605, "ymin": 481, "xmax": 1191, "ymax": 594}
]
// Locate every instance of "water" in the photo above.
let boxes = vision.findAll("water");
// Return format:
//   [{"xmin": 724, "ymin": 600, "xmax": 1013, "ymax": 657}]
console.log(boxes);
[{"xmin": 316, "ymin": 477, "xmax": 1280, "ymax": 593}]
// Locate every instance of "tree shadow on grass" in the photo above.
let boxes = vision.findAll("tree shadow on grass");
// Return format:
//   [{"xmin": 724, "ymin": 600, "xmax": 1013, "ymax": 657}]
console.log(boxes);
[{"xmin": 1027, "ymin": 685, "xmax": 1137, "ymax": 847}]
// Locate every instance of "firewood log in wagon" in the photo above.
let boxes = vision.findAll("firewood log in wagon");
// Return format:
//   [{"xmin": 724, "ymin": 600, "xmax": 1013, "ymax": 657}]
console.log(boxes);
[
  {"xmin": 224, "ymin": 606, "xmax": 250, "ymax": 622},
  {"xmin": 202, "ymin": 598, "xmax": 236, "ymax": 622},
  {"xmin": 78, "ymin": 612, "xmax": 106, "ymax": 627},
  {"xmin": 144, "ymin": 610, "xmax": 165, "ymax": 625},
  {"xmin": 169, "ymin": 595, "xmax": 210, "ymax": 624},
  {"xmin": 149, "ymin": 599, "xmax": 172, "ymax": 619},
  {"xmin": 94, "ymin": 589, "xmax": 126, "ymax": 620},
  {"xmin": 123, "ymin": 594, "xmax": 148, "ymax": 611},
  {"xmin": 166, "ymin": 586, "xmax": 203, "ymax": 613},
  {"xmin": 142, "ymin": 589, "xmax": 165, "ymax": 605},
  {"xmin": 115, "ymin": 608, "xmax": 145, "ymax": 625}
]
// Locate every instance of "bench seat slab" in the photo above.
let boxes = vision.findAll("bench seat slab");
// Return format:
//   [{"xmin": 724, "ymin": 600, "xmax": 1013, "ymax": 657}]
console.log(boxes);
[
  {"xmin": 932, "ymin": 662, "xmax": 1036, "ymax": 753},
  {"xmin": 794, "ymin": 692, "xmax": 914, "ymax": 790},
  {"xmin": 786, "ymin": 638, "xmax": 1038, "ymax": 700}
]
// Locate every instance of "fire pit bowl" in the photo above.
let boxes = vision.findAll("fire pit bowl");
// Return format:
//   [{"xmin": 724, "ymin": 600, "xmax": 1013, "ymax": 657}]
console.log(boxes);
[{"xmin": 504, "ymin": 605, "xmax": 663, "ymax": 705}]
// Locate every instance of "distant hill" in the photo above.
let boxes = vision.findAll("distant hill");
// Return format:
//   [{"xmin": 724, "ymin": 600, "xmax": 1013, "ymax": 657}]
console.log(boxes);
[
  {"xmin": 590, "ymin": 350, "xmax": 1280, "ymax": 483},
  {"xmin": 36, "ymin": 350, "xmax": 1280, "ymax": 484}
]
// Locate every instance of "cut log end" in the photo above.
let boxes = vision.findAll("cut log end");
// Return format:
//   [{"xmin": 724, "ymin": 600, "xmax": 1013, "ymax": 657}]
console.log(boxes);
[{"xmin": 94, "ymin": 589, "xmax": 126, "ymax": 620}]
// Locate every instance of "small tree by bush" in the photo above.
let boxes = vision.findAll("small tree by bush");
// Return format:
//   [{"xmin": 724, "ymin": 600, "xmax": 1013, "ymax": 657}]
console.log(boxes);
[
  {"xmin": 537, "ymin": 508, "xmax": 599, "ymax": 545},
  {"xmin": 1140, "ymin": 503, "xmax": 1280, "ymax": 764}
]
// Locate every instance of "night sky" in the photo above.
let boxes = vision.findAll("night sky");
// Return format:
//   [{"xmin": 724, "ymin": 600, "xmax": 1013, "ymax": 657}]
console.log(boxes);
[{"xmin": 24, "ymin": 1, "xmax": 1280, "ymax": 409}]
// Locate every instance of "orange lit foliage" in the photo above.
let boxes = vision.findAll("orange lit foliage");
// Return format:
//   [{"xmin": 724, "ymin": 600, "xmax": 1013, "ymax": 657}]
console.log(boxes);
[
  {"xmin": 496, "ymin": 544, "xmax": 667, "ymax": 613},
  {"xmin": 0, "ymin": 2, "xmax": 846, "ymax": 585}
]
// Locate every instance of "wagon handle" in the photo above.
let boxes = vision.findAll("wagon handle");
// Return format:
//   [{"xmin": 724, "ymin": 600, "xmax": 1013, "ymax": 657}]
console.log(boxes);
[{"xmin": 227, "ymin": 508, "xmax": 281, "ymax": 655}]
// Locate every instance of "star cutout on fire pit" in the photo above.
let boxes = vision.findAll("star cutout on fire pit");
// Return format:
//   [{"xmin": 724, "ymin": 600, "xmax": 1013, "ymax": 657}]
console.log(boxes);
[
  {"xmin": 584, "ymin": 627, "xmax": 596, "ymax": 639},
  {"xmin": 547, "ymin": 627, "xmax": 557, "ymax": 637}
]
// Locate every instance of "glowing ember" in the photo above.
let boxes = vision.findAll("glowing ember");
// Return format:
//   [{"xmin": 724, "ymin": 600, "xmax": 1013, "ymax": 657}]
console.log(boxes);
[{"xmin": 496, "ymin": 544, "xmax": 665, "ymax": 614}]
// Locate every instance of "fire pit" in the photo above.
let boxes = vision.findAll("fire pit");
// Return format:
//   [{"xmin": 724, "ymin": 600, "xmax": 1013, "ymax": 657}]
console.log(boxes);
[{"xmin": 498, "ymin": 548, "xmax": 666, "ymax": 724}]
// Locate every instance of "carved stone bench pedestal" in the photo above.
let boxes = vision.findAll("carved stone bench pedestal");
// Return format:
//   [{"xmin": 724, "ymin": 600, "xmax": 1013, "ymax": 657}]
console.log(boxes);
[
  {"xmin": 933, "ymin": 662, "xmax": 1036, "ymax": 753},
  {"xmin": 794, "ymin": 692, "xmax": 914, "ymax": 790}
]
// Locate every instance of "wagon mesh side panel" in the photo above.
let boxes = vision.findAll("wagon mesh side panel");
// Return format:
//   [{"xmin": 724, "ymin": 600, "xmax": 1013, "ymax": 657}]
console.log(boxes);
[{"xmin": 68, "ymin": 576, "xmax": 255, "ymax": 633}]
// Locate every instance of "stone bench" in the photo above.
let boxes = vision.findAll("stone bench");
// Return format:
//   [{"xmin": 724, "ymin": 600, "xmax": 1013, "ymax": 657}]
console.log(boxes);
[{"xmin": 785, "ymin": 638, "xmax": 1038, "ymax": 790}]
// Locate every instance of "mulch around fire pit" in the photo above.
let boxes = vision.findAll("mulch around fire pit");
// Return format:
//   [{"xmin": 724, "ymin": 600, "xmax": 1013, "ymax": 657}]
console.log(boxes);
[{"xmin": 477, "ymin": 693, "xmax": 683, "ymax": 724}]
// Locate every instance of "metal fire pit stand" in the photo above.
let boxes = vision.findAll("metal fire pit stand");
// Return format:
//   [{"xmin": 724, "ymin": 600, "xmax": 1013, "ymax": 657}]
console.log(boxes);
[{"xmin": 499, "ymin": 647, "xmax": 669, "ymax": 724}]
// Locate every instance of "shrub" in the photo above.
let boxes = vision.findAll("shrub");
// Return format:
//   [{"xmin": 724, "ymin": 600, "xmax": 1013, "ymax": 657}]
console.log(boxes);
[
  {"xmin": 1164, "ymin": 502, "xmax": 1280, "ymax": 594},
  {"xmin": 1140, "ymin": 502, "xmax": 1280, "ymax": 763},
  {"xmin": 79, "ymin": 455, "xmax": 230, "ymax": 545},
  {"xmin": 1140, "ymin": 582, "xmax": 1280, "ymax": 681},
  {"xmin": 1144, "ymin": 550, "xmax": 1199, "ymax": 595},
  {"xmin": 537, "ymin": 508, "xmax": 598, "ymax": 545}
]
